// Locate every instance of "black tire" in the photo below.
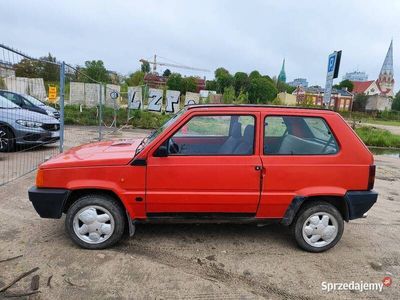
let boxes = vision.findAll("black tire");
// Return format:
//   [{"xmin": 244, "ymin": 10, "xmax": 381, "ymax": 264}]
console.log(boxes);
[
  {"xmin": 65, "ymin": 194, "xmax": 126, "ymax": 249},
  {"xmin": 292, "ymin": 201, "xmax": 344, "ymax": 253},
  {"xmin": 0, "ymin": 126, "xmax": 15, "ymax": 152}
]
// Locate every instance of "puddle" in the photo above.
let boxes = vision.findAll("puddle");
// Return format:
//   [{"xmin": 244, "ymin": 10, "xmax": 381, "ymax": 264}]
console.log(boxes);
[{"xmin": 369, "ymin": 147, "xmax": 400, "ymax": 158}]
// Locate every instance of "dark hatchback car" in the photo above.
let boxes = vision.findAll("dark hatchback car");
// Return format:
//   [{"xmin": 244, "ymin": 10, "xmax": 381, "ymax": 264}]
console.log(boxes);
[{"xmin": 0, "ymin": 90, "xmax": 60, "ymax": 119}]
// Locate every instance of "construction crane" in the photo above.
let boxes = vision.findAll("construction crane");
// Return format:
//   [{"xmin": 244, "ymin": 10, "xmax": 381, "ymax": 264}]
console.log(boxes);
[{"xmin": 139, "ymin": 55, "xmax": 210, "ymax": 73}]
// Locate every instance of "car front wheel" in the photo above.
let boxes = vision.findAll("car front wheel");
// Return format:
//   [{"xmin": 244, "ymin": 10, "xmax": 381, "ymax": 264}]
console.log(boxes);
[
  {"xmin": 0, "ymin": 126, "xmax": 15, "ymax": 152},
  {"xmin": 292, "ymin": 201, "xmax": 344, "ymax": 252},
  {"xmin": 65, "ymin": 194, "xmax": 126, "ymax": 249}
]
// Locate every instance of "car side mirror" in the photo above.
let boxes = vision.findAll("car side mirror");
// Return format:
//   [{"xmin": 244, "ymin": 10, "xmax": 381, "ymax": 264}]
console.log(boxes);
[{"xmin": 154, "ymin": 145, "xmax": 168, "ymax": 157}]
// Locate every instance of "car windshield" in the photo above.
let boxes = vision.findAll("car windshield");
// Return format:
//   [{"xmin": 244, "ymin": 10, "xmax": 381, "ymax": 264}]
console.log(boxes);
[
  {"xmin": 0, "ymin": 95, "xmax": 20, "ymax": 109},
  {"xmin": 22, "ymin": 94, "xmax": 45, "ymax": 106},
  {"xmin": 135, "ymin": 108, "xmax": 186, "ymax": 156}
]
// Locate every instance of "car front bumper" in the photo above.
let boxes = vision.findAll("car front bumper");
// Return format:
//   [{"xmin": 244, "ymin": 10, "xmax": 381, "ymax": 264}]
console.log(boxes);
[
  {"xmin": 28, "ymin": 186, "xmax": 70, "ymax": 218},
  {"xmin": 344, "ymin": 190, "xmax": 378, "ymax": 220}
]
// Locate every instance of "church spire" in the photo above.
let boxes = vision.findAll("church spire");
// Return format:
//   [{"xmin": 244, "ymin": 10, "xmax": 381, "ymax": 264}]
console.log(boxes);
[
  {"xmin": 278, "ymin": 59, "xmax": 286, "ymax": 83},
  {"xmin": 377, "ymin": 40, "xmax": 394, "ymax": 97},
  {"xmin": 379, "ymin": 39, "xmax": 393, "ymax": 77}
]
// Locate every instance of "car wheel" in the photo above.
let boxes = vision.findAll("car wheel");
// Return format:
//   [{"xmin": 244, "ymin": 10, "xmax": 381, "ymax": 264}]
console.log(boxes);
[
  {"xmin": 0, "ymin": 126, "xmax": 15, "ymax": 152},
  {"xmin": 292, "ymin": 201, "xmax": 344, "ymax": 252},
  {"xmin": 65, "ymin": 194, "xmax": 127, "ymax": 249}
]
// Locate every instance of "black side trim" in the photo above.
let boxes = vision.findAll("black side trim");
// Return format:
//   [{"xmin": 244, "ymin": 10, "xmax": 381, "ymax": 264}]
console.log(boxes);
[
  {"xmin": 147, "ymin": 212, "xmax": 255, "ymax": 219},
  {"xmin": 344, "ymin": 190, "xmax": 378, "ymax": 220},
  {"xmin": 131, "ymin": 158, "xmax": 147, "ymax": 166},
  {"xmin": 281, "ymin": 196, "xmax": 305, "ymax": 226},
  {"xmin": 28, "ymin": 186, "xmax": 70, "ymax": 219}
]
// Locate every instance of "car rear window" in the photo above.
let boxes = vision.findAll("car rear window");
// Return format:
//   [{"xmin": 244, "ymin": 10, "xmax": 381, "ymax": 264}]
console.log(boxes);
[{"xmin": 264, "ymin": 116, "xmax": 339, "ymax": 155}]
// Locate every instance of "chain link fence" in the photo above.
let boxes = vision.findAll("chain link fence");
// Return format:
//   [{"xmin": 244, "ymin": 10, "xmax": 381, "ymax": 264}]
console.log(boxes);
[{"xmin": 0, "ymin": 44, "xmax": 125, "ymax": 186}]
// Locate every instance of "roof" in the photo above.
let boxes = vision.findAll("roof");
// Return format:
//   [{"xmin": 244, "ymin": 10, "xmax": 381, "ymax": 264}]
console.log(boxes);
[
  {"xmin": 379, "ymin": 40, "xmax": 393, "ymax": 76},
  {"xmin": 351, "ymin": 80, "xmax": 375, "ymax": 94},
  {"xmin": 186, "ymin": 104, "xmax": 335, "ymax": 114},
  {"xmin": 293, "ymin": 86, "xmax": 353, "ymax": 97}
]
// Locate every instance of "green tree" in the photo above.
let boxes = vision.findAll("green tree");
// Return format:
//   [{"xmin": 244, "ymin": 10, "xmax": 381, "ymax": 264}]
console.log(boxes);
[
  {"xmin": 141, "ymin": 61, "xmax": 150, "ymax": 73},
  {"xmin": 81, "ymin": 60, "xmax": 110, "ymax": 83},
  {"xmin": 39, "ymin": 53, "xmax": 59, "ymax": 81},
  {"xmin": 167, "ymin": 73, "xmax": 183, "ymax": 91},
  {"xmin": 276, "ymin": 81, "xmax": 295, "ymax": 93},
  {"xmin": 392, "ymin": 91, "xmax": 400, "ymax": 111},
  {"xmin": 222, "ymin": 86, "xmax": 235, "ymax": 104},
  {"xmin": 352, "ymin": 94, "xmax": 368, "ymax": 112},
  {"xmin": 205, "ymin": 80, "xmax": 217, "ymax": 91},
  {"xmin": 163, "ymin": 69, "xmax": 171, "ymax": 77},
  {"xmin": 14, "ymin": 58, "xmax": 40, "ymax": 78},
  {"xmin": 248, "ymin": 77, "xmax": 278, "ymax": 104},
  {"xmin": 215, "ymin": 67, "xmax": 233, "ymax": 93},
  {"xmin": 233, "ymin": 72, "xmax": 249, "ymax": 95},
  {"xmin": 333, "ymin": 79, "xmax": 354, "ymax": 92},
  {"xmin": 249, "ymin": 70, "xmax": 262, "ymax": 80},
  {"xmin": 182, "ymin": 76, "xmax": 197, "ymax": 94},
  {"xmin": 126, "ymin": 70, "xmax": 145, "ymax": 86}
]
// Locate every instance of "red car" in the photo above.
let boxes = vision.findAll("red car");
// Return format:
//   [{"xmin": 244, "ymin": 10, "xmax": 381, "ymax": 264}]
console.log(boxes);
[{"xmin": 29, "ymin": 105, "xmax": 377, "ymax": 252}]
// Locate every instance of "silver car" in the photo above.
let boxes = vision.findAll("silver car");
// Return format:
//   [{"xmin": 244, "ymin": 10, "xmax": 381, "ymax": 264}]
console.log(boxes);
[{"xmin": 0, "ymin": 95, "xmax": 60, "ymax": 152}]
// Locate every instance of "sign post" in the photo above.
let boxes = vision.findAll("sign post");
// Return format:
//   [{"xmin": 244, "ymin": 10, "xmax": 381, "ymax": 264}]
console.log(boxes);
[{"xmin": 323, "ymin": 50, "xmax": 341, "ymax": 108}]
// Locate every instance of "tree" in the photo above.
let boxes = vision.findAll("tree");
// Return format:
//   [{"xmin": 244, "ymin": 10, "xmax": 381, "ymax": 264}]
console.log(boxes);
[
  {"xmin": 334, "ymin": 79, "xmax": 354, "ymax": 92},
  {"xmin": 163, "ymin": 69, "xmax": 171, "ymax": 77},
  {"xmin": 82, "ymin": 60, "xmax": 110, "ymax": 83},
  {"xmin": 392, "ymin": 91, "xmax": 400, "ymax": 111},
  {"xmin": 141, "ymin": 61, "xmax": 150, "ymax": 73},
  {"xmin": 125, "ymin": 70, "xmax": 145, "ymax": 86},
  {"xmin": 222, "ymin": 86, "xmax": 235, "ymax": 104},
  {"xmin": 39, "ymin": 53, "xmax": 59, "ymax": 81},
  {"xmin": 182, "ymin": 76, "xmax": 197, "ymax": 94},
  {"xmin": 233, "ymin": 72, "xmax": 249, "ymax": 95},
  {"xmin": 276, "ymin": 80, "xmax": 295, "ymax": 93},
  {"xmin": 206, "ymin": 80, "xmax": 217, "ymax": 91},
  {"xmin": 14, "ymin": 58, "xmax": 40, "ymax": 78},
  {"xmin": 214, "ymin": 67, "xmax": 233, "ymax": 93},
  {"xmin": 167, "ymin": 73, "xmax": 183, "ymax": 91},
  {"xmin": 352, "ymin": 94, "xmax": 368, "ymax": 112},
  {"xmin": 249, "ymin": 70, "xmax": 262, "ymax": 80},
  {"xmin": 248, "ymin": 77, "xmax": 278, "ymax": 104}
]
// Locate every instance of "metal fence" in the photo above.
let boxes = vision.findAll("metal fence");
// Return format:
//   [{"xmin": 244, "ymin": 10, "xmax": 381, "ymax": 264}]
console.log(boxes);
[{"xmin": 0, "ymin": 44, "xmax": 122, "ymax": 186}]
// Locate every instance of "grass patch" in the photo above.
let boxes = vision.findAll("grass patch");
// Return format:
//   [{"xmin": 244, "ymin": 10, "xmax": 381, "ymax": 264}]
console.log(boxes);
[
  {"xmin": 355, "ymin": 126, "xmax": 400, "ymax": 148},
  {"xmin": 64, "ymin": 105, "xmax": 171, "ymax": 129}
]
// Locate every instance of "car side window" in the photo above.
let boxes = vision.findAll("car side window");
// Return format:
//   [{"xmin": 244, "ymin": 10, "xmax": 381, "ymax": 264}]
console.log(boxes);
[
  {"xmin": 2, "ymin": 92, "xmax": 21, "ymax": 106},
  {"xmin": 264, "ymin": 116, "xmax": 338, "ymax": 155},
  {"xmin": 169, "ymin": 115, "xmax": 255, "ymax": 155}
]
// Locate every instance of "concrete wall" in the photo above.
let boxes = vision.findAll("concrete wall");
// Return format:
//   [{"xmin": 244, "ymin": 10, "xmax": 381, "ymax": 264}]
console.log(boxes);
[
  {"xmin": 366, "ymin": 95, "xmax": 393, "ymax": 111},
  {"xmin": 4, "ymin": 76, "xmax": 46, "ymax": 100}
]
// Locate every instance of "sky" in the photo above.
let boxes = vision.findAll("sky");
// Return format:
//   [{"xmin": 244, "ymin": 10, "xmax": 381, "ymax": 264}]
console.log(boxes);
[{"xmin": 1, "ymin": 0, "xmax": 399, "ymax": 87}]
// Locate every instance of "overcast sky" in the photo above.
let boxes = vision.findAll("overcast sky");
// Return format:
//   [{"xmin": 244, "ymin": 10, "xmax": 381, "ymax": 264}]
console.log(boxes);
[{"xmin": 1, "ymin": 0, "xmax": 399, "ymax": 87}]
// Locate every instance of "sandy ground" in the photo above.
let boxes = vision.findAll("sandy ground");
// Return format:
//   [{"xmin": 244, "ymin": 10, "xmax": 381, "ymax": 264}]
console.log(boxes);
[{"xmin": 0, "ymin": 127, "xmax": 399, "ymax": 299}]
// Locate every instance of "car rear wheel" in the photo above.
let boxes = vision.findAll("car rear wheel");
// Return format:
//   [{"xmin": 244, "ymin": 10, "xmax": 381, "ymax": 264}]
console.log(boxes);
[
  {"xmin": 292, "ymin": 201, "xmax": 344, "ymax": 252},
  {"xmin": 65, "ymin": 194, "xmax": 126, "ymax": 249},
  {"xmin": 0, "ymin": 126, "xmax": 15, "ymax": 152}
]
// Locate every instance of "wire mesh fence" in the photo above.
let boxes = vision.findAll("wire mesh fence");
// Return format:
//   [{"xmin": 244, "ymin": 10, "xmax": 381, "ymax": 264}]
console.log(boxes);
[{"xmin": 0, "ymin": 44, "xmax": 61, "ymax": 186}]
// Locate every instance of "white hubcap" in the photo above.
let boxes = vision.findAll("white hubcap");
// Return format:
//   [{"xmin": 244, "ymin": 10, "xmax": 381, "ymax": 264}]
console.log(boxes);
[
  {"xmin": 73, "ymin": 206, "xmax": 115, "ymax": 244},
  {"xmin": 0, "ymin": 130, "xmax": 8, "ymax": 150},
  {"xmin": 302, "ymin": 212, "xmax": 338, "ymax": 247}
]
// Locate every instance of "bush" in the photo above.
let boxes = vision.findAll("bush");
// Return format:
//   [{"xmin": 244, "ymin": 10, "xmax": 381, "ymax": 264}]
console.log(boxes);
[{"xmin": 355, "ymin": 126, "xmax": 400, "ymax": 148}]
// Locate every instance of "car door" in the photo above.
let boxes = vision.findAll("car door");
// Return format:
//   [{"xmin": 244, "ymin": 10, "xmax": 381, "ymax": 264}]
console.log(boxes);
[{"xmin": 145, "ymin": 112, "xmax": 262, "ymax": 215}]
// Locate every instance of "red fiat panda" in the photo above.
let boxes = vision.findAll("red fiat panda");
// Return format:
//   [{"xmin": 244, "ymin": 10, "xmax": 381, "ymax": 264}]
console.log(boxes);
[{"xmin": 29, "ymin": 105, "xmax": 377, "ymax": 252}]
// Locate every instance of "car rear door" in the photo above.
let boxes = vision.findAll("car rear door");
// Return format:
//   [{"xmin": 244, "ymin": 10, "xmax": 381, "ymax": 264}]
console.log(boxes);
[{"xmin": 145, "ymin": 112, "xmax": 263, "ymax": 215}]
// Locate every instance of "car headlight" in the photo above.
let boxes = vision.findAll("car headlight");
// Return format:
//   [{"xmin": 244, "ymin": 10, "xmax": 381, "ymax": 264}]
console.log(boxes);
[
  {"xmin": 16, "ymin": 120, "xmax": 43, "ymax": 128},
  {"xmin": 45, "ymin": 110, "xmax": 55, "ymax": 116}
]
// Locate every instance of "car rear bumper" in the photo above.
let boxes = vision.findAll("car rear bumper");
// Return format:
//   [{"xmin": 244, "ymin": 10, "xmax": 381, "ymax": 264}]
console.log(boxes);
[
  {"xmin": 344, "ymin": 190, "xmax": 378, "ymax": 220},
  {"xmin": 28, "ymin": 186, "xmax": 70, "ymax": 218}
]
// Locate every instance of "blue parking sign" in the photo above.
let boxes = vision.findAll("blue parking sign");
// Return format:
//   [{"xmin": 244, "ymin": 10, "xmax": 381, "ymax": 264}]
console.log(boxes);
[{"xmin": 328, "ymin": 55, "xmax": 336, "ymax": 73}]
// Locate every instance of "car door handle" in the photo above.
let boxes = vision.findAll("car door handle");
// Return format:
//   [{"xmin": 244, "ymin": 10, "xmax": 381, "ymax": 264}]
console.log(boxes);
[{"xmin": 255, "ymin": 166, "xmax": 262, "ymax": 171}]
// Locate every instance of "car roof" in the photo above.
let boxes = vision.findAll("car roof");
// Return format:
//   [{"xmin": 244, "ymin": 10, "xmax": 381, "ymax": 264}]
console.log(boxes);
[{"xmin": 186, "ymin": 104, "xmax": 336, "ymax": 115}]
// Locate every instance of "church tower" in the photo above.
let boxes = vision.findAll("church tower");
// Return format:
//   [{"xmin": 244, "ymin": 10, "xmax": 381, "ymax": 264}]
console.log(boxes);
[
  {"xmin": 377, "ymin": 40, "xmax": 394, "ymax": 97},
  {"xmin": 278, "ymin": 59, "xmax": 286, "ymax": 83}
]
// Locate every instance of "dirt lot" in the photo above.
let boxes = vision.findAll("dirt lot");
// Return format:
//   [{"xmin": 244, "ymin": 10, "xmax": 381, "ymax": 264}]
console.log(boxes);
[{"xmin": 0, "ymin": 127, "xmax": 399, "ymax": 299}]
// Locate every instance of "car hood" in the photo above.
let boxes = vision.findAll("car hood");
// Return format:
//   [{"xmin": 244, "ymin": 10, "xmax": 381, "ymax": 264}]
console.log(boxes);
[
  {"xmin": 0, "ymin": 108, "xmax": 59, "ymax": 123},
  {"xmin": 40, "ymin": 139, "xmax": 143, "ymax": 169}
]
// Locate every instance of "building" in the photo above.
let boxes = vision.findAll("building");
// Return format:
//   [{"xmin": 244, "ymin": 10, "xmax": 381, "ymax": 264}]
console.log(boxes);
[
  {"xmin": 277, "ymin": 59, "xmax": 286, "ymax": 83},
  {"xmin": 292, "ymin": 86, "xmax": 353, "ymax": 111},
  {"xmin": 352, "ymin": 80, "xmax": 380, "ymax": 95},
  {"xmin": 343, "ymin": 71, "xmax": 368, "ymax": 82},
  {"xmin": 288, "ymin": 78, "xmax": 308, "ymax": 87},
  {"xmin": 376, "ymin": 40, "xmax": 394, "ymax": 97},
  {"xmin": 144, "ymin": 73, "xmax": 206, "ymax": 92},
  {"xmin": 365, "ymin": 95, "xmax": 393, "ymax": 111},
  {"xmin": 277, "ymin": 91, "xmax": 297, "ymax": 106}
]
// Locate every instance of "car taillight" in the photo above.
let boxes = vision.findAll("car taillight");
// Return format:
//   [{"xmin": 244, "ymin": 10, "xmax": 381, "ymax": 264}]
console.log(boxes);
[
  {"xmin": 368, "ymin": 165, "xmax": 376, "ymax": 190},
  {"xmin": 36, "ymin": 168, "xmax": 44, "ymax": 187}
]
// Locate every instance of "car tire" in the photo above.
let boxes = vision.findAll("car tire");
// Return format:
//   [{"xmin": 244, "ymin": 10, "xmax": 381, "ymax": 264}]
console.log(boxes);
[
  {"xmin": 292, "ymin": 201, "xmax": 344, "ymax": 253},
  {"xmin": 65, "ymin": 194, "xmax": 127, "ymax": 249},
  {"xmin": 0, "ymin": 126, "xmax": 15, "ymax": 152}
]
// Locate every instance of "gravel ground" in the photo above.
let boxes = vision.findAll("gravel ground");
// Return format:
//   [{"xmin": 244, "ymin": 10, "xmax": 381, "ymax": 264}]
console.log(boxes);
[{"xmin": 0, "ymin": 127, "xmax": 399, "ymax": 299}]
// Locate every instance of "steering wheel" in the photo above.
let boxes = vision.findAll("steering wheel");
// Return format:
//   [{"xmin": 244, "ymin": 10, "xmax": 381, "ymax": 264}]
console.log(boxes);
[{"xmin": 168, "ymin": 138, "xmax": 180, "ymax": 154}]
